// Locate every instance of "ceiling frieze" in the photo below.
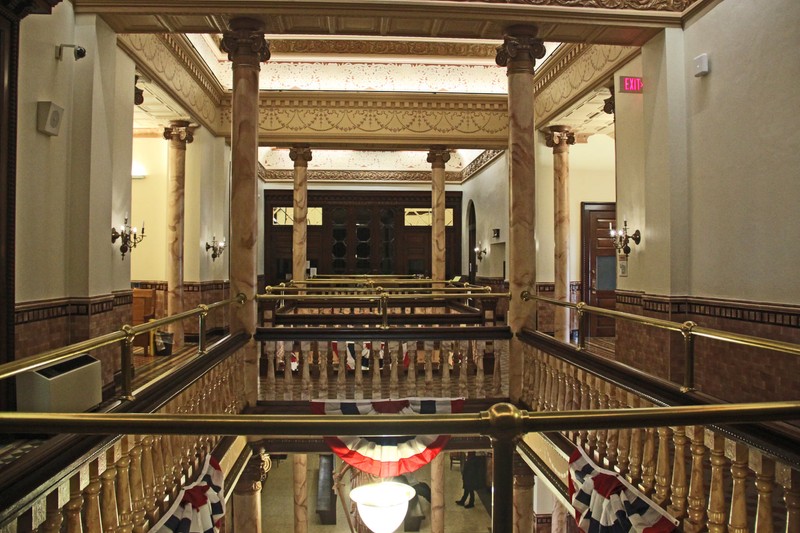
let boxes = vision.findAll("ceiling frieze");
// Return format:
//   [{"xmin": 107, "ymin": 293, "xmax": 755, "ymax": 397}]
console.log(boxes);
[
  {"xmin": 118, "ymin": 33, "xmax": 224, "ymax": 134},
  {"xmin": 461, "ymin": 149, "xmax": 505, "ymax": 181},
  {"xmin": 534, "ymin": 43, "xmax": 639, "ymax": 126},
  {"xmin": 259, "ymin": 169, "xmax": 463, "ymax": 183},
  {"xmin": 219, "ymin": 92, "xmax": 509, "ymax": 149},
  {"xmin": 449, "ymin": 0, "xmax": 700, "ymax": 11}
]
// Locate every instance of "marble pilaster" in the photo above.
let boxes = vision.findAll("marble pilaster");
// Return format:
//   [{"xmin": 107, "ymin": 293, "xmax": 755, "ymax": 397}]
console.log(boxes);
[
  {"xmin": 293, "ymin": 454, "xmax": 308, "ymax": 533},
  {"xmin": 546, "ymin": 126, "xmax": 576, "ymax": 343},
  {"xmin": 163, "ymin": 121, "xmax": 194, "ymax": 348},
  {"xmin": 233, "ymin": 450, "xmax": 271, "ymax": 533},
  {"xmin": 513, "ymin": 457, "xmax": 535, "ymax": 533},
  {"xmin": 497, "ymin": 25, "xmax": 546, "ymax": 401},
  {"xmin": 221, "ymin": 18, "xmax": 269, "ymax": 405},
  {"xmin": 428, "ymin": 147, "xmax": 450, "ymax": 281},
  {"xmin": 431, "ymin": 453, "xmax": 445, "ymax": 533},
  {"xmin": 290, "ymin": 146, "xmax": 312, "ymax": 283}
]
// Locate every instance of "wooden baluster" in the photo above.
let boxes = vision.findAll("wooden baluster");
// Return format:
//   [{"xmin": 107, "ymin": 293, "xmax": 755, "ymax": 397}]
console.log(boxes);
[
  {"xmin": 641, "ymin": 427, "xmax": 657, "ymax": 496},
  {"xmin": 424, "ymin": 340, "xmax": 434, "ymax": 396},
  {"xmin": 129, "ymin": 436, "xmax": 148, "ymax": 532},
  {"xmin": 492, "ymin": 338, "xmax": 503, "ymax": 396},
  {"xmin": 337, "ymin": 340, "xmax": 347, "ymax": 399},
  {"xmin": 626, "ymin": 395, "xmax": 643, "ymax": 485},
  {"xmin": 727, "ymin": 441, "xmax": 749, "ymax": 533},
  {"xmin": 116, "ymin": 437, "xmax": 135, "ymax": 533},
  {"xmin": 389, "ymin": 341, "xmax": 400, "ymax": 398},
  {"xmin": 318, "ymin": 340, "xmax": 329, "ymax": 399},
  {"xmin": 301, "ymin": 340, "xmax": 311, "ymax": 400},
  {"xmin": 283, "ymin": 341, "xmax": 293, "ymax": 400},
  {"xmin": 541, "ymin": 356, "xmax": 554, "ymax": 411},
  {"xmin": 576, "ymin": 369, "xmax": 591, "ymax": 449},
  {"xmin": 475, "ymin": 340, "xmax": 485, "ymax": 398},
  {"xmin": 354, "ymin": 341, "xmax": 364, "ymax": 400},
  {"xmin": 604, "ymin": 383, "xmax": 620, "ymax": 469},
  {"xmin": 150, "ymin": 435, "xmax": 167, "ymax": 513},
  {"xmin": 65, "ymin": 472, "xmax": 86, "ymax": 533},
  {"xmin": 667, "ymin": 426, "xmax": 689, "ymax": 520},
  {"xmin": 265, "ymin": 341, "xmax": 276, "ymax": 400},
  {"xmin": 83, "ymin": 461, "xmax": 103, "ymax": 533},
  {"xmin": 528, "ymin": 352, "xmax": 541, "ymax": 410},
  {"xmin": 778, "ymin": 467, "xmax": 799, "ymax": 533},
  {"xmin": 683, "ymin": 426, "xmax": 707, "ymax": 533},
  {"xmin": 594, "ymin": 377, "xmax": 610, "ymax": 464},
  {"xmin": 441, "ymin": 340, "xmax": 452, "ymax": 397},
  {"xmin": 653, "ymin": 426, "xmax": 673, "ymax": 507},
  {"xmin": 40, "ymin": 484, "xmax": 69, "ymax": 533},
  {"xmin": 372, "ymin": 341, "xmax": 382, "ymax": 398},
  {"xmin": 705, "ymin": 432, "xmax": 728, "ymax": 533},
  {"xmin": 615, "ymin": 396, "xmax": 632, "ymax": 477},
  {"xmin": 555, "ymin": 359, "xmax": 567, "ymax": 412},
  {"xmin": 456, "ymin": 340, "xmax": 467, "ymax": 396},
  {"xmin": 751, "ymin": 451, "xmax": 775, "ymax": 533},
  {"xmin": 564, "ymin": 362, "xmax": 577, "ymax": 411},
  {"xmin": 100, "ymin": 446, "xmax": 120, "ymax": 533},
  {"xmin": 406, "ymin": 340, "xmax": 418, "ymax": 397}
]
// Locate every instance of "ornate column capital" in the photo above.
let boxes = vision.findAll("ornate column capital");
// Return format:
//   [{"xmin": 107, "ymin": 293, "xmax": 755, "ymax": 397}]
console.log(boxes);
[
  {"xmin": 426, "ymin": 146, "xmax": 451, "ymax": 169},
  {"xmin": 545, "ymin": 126, "xmax": 576, "ymax": 153},
  {"xmin": 289, "ymin": 145, "xmax": 313, "ymax": 168},
  {"xmin": 162, "ymin": 120, "xmax": 194, "ymax": 144},
  {"xmin": 235, "ymin": 449, "xmax": 272, "ymax": 494},
  {"xmin": 221, "ymin": 18, "xmax": 270, "ymax": 65},
  {"xmin": 495, "ymin": 25, "xmax": 546, "ymax": 75}
]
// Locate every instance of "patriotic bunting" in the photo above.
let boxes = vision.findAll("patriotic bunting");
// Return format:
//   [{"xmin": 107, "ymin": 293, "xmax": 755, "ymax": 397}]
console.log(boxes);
[
  {"xmin": 311, "ymin": 398, "xmax": 464, "ymax": 477},
  {"xmin": 568, "ymin": 446, "xmax": 678, "ymax": 533},
  {"xmin": 149, "ymin": 455, "xmax": 225, "ymax": 533}
]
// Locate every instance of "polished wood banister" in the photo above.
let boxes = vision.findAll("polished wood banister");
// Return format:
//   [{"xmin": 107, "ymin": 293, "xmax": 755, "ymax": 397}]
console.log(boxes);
[{"xmin": 255, "ymin": 325, "xmax": 512, "ymax": 342}]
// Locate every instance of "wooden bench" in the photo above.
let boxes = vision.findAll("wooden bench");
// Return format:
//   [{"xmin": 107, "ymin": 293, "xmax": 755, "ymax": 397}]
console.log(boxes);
[
  {"xmin": 316, "ymin": 454, "xmax": 337, "ymax": 525},
  {"xmin": 132, "ymin": 288, "xmax": 155, "ymax": 354}
]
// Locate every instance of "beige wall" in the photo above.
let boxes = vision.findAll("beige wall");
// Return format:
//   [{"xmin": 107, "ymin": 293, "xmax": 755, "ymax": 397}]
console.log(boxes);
[
  {"xmin": 131, "ymin": 137, "xmax": 168, "ymax": 281},
  {"xmin": 16, "ymin": 4, "xmax": 134, "ymax": 301}
]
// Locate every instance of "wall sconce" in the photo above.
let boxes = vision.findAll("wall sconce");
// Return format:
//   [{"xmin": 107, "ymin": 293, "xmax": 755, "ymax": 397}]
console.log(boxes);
[
  {"xmin": 205, "ymin": 235, "xmax": 226, "ymax": 261},
  {"xmin": 55, "ymin": 44, "xmax": 87, "ymax": 61},
  {"xmin": 610, "ymin": 220, "xmax": 641, "ymax": 255},
  {"xmin": 474, "ymin": 244, "xmax": 487, "ymax": 261},
  {"xmin": 111, "ymin": 216, "xmax": 145, "ymax": 260},
  {"xmin": 492, "ymin": 228, "xmax": 500, "ymax": 239}
]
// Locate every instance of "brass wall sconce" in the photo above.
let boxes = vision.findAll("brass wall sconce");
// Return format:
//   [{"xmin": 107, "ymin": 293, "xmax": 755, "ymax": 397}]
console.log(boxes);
[
  {"xmin": 206, "ymin": 235, "xmax": 226, "ymax": 261},
  {"xmin": 111, "ymin": 216, "xmax": 145, "ymax": 260},
  {"xmin": 474, "ymin": 244, "xmax": 487, "ymax": 261},
  {"xmin": 610, "ymin": 220, "xmax": 641, "ymax": 255}
]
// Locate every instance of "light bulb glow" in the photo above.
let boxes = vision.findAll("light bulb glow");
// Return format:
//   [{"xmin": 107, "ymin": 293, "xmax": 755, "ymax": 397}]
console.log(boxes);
[{"xmin": 350, "ymin": 481, "xmax": 415, "ymax": 533}]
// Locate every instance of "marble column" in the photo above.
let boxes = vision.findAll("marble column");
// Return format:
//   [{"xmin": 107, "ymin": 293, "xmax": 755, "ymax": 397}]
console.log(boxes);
[
  {"xmin": 163, "ymin": 121, "xmax": 194, "ymax": 348},
  {"xmin": 233, "ymin": 450, "xmax": 271, "ymax": 533},
  {"xmin": 428, "ymin": 146, "xmax": 450, "ymax": 281},
  {"xmin": 545, "ymin": 126, "xmax": 576, "ymax": 343},
  {"xmin": 513, "ymin": 456, "xmax": 535, "ymax": 533},
  {"xmin": 290, "ymin": 146, "xmax": 312, "ymax": 283},
  {"xmin": 221, "ymin": 19, "xmax": 269, "ymax": 405},
  {"xmin": 293, "ymin": 454, "xmax": 308, "ymax": 533},
  {"xmin": 496, "ymin": 25, "xmax": 546, "ymax": 401},
  {"xmin": 431, "ymin": 453, "xmax": 445, "ymax": 533}
]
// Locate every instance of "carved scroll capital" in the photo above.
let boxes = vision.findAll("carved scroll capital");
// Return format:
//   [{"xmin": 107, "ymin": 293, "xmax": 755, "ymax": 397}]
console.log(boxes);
[
  {"xmin": 426, "ymin": 146, "xmax": 451, "ymax": 168},
  {"xmin": 221, "ymin": 18, "xmax": 270, "ymax": 64},
  {"xmin": 289, "ymin": 145, "xmax": 313, "ymax": 167},
  {"xmin": 235, "ymin": 449, "xmax": 272, "ymax": 494},
  {"xmin": 496, "ymin": 25, "xmax": 546, "ymax": 75},
  {"xmin": 545, "ymin": 126, "xmax": 576, "ymax": 152},
  {"xmin": 162, "ymin": 120, "xmax": 195, "ymax": 144}
]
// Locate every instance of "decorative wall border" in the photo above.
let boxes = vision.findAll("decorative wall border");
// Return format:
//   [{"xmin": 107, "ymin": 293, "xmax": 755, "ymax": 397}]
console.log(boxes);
[
  {"xmin": 535, "ymin": 281, "xmax": 581, "ymax": 294},
  {"xmin": 259, "ymin": 169, "xmax": 462, "ymax": 183},
  {"xmin": 15, "ymin": 293, "xmax": 129, "ymax": 326},
  {"xmin": 132, "ymin": 280, "xmax": 168, "ymax": 291}
]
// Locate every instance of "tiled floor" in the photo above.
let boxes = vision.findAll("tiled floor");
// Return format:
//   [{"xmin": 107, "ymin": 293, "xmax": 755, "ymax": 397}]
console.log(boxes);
[{"xmin": 261, "ymin": 453, "xmax": 492, "ymax": 532}]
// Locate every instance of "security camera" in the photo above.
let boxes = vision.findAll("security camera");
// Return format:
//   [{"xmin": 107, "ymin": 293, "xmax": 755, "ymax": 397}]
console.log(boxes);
[{"xmin": 55, "ymin": 44, "xmax": 87, "ymax": 61}]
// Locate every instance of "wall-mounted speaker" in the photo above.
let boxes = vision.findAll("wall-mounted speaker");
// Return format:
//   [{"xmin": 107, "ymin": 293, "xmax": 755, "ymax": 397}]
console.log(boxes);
[{"xmin": 36, "ymin": 101, "xmax": 64, "ymax": 136}]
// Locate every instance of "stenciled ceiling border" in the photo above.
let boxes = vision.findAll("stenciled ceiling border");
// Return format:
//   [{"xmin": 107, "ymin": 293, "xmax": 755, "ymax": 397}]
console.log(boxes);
[{"xmin": 259, "ymin": 169, "xmax": 463, "ymax": 183}]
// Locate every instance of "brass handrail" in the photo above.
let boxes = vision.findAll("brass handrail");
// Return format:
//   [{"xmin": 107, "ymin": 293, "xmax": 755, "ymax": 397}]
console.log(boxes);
[
  {"xmin": 0, "ymin": 293, "xmax": 246, "ymax": 398},
  {"xmin": 265, "ymin": 285, "xmax": 492, "ymax": 294},
  {"xmin": 521, "ymin": 291, "xmax": 800, "ymax": 391},
  {"xmin": 258, "ymin": 292, "xmax": 510, "ymax": 302}
]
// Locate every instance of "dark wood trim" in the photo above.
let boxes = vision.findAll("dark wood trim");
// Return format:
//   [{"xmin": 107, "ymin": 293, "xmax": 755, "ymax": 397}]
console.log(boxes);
[
  {"xmin": 256, "ymin": 325, "xmax": 512, "ymax": 342},
  {"xmin": 273, "ymin": 314, "xmax": 485, "ymax": 327}
]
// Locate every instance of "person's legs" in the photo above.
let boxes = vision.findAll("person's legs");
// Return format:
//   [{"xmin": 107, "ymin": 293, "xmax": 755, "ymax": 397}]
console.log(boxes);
[
  {"xmin": 464, "ymin": 489, "xmax": 474, "ymax": 508},
  {"xmin": 456, "ymin": 491, "xmax": 467, "ymax": 505}
]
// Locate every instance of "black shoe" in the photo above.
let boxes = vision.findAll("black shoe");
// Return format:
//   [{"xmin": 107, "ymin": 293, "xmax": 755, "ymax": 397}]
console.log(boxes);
[
  {"xmin": 455, "ymin": 500, "xmax": 465, "ymax": 506},
  {"xmin": 464, "ymin": 503, "xmax": 474, "ymax": 508}
]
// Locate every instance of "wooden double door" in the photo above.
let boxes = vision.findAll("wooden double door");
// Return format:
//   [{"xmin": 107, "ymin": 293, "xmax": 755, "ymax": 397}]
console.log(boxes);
[
  {"xmin": 581, "ymin": 202, "xmax": 617, "ymax": 337},
  {"xmin": 264, "ymin": 190, "xmax": 461, "ymax": 284}
]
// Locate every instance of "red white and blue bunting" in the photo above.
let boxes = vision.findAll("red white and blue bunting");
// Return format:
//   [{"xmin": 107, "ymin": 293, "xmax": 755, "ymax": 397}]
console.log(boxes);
[
  {"xmin": 568, "ymin": 446, "xmax": 678, "ymax": 533},
  {"xmin": 149, "ymin": 455, "xmax": 225, "ymax": 533},
  {"xmin": 311, "ymin": 398, "xmax": 464, "ymax": 477}
]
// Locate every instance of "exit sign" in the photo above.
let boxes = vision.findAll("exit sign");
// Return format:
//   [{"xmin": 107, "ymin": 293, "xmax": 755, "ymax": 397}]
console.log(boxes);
[{"xmin": 619, "ymin": 76, "xmax": 644, "ymax": 93}]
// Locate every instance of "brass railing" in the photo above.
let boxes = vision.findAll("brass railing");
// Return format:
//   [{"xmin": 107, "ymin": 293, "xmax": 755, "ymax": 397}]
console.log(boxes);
[
  {"xmin": 520, "ymin": 292, "xmax": 800, "ymax": 391},
  {"xmin": 1, "ymin": 401, "xmax": 799, "ymax": 533},
  {"xmin": 0, "ymin": 294, "xmax": 246, "ymax": 400}
]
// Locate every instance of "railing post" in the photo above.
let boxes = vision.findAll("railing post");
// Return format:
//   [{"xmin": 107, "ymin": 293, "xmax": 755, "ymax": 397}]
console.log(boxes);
[
  {"xmin": 198, "ymin": 304, "xmax": 209, "ymax": 354},
  {"xmin": 681, "ymin": 321, "xmax": 697, "ymax": 392},
  {"xmin": 380, "ymin": 292, "xmax": 389, "ymax": 329},
  {"xmin": 485, "ymin": 403, "xmax": 522, "ymax": 533},
  {"xmin": 121, "ymin": 325, "xmax": 135, "ymax": 401},
  {"xmin": 577, "ymin": 302, "xmax": 587, "ymax": 350}
]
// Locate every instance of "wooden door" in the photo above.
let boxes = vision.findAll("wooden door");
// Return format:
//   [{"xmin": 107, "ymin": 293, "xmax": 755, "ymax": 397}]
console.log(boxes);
[{"xmin": 581, "ymin": 203, "xmax": 617, "ymax": 338}]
